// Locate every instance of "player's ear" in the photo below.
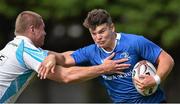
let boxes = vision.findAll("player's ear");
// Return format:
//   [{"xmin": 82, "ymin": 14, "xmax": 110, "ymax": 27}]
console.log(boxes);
[
  {"xmin": 110, "ymin": 23, "xmax": 115, "ymax": 32},
  {"xmin": 29, "ymin": 25, "xmax": 35, "ymax": 33}
]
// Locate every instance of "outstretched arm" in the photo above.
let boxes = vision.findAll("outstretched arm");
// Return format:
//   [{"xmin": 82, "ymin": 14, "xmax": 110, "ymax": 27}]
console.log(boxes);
[
  {"xmin": 47, "ymin": 54, "xmax": 130, "ymax": 83},
  {"xmin": 47, "ymin": 64, "xmax": 111, "ymax": 83},
  {"xmin": 38, "ymin": 51, "xmax": 76, "ymax": 79},
  {"xmin": 48, "ymin": 51, "xmax": 75, "ymax": 66}
]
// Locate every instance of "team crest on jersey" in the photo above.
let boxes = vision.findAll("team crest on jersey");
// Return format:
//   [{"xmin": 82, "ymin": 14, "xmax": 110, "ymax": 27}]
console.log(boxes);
[{"xmin": 120, "ymin": 52, "xmax": 131, "ymax": 59}]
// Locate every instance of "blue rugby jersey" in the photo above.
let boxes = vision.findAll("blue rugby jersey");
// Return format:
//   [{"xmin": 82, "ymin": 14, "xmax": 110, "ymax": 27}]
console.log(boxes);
[{"xmin": 71, "ymin": 33, "xmax": 165, "ymax": 103}]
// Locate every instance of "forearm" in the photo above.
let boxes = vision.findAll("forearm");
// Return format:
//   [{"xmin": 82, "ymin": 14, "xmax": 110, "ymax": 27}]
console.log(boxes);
[
  {"xmin": 156, "ymin": 50, "xmax": 174, "ymax": 81},
  {"xmin": 48, "ymin": 51, "xmax": 65, "ymax": 65},
  {"xmin": 49, "ymin": 51, "xmax": 75, "ymax": 66},
  {"xmin": 41, "ymin": 53, "xmax": 129, "ymax": 82},
  {"xmin": 61, "ymin": 51, "xmax": 75, "ymax": 66},
  {"xmin": 47, "ymin": 65, "xmax": 105, "ymax": 83}
]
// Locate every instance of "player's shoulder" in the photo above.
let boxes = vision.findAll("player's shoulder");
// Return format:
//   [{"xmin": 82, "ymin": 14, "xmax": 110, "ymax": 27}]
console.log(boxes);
[
  {"xmin": 76, "ymin": 44, "xmax": 99, "ymax": 55},
  {"xmin": 81, "ymin": 44, "xmax": 97, "ymax": 50},
  {"xmin": 120, "ymin": 32, "xmax": 145, "ymax": 44},
  {"xmin": 120, "ymin": 32, "xmax": 143, "ymax": 39},
  {"xmin": 23, "ymin": 40, "xmax": 40, "ymax": 51}
]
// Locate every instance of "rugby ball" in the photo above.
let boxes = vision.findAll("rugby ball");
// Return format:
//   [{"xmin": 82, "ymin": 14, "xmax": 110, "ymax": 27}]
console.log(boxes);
[{"xmin": 132, "ymin": 60, "xmax": 158, "ymax": 96}]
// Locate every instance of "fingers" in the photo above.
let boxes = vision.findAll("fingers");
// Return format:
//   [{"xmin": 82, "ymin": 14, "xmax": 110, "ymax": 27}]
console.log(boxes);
[
  {"xmin": 138, "ymin": 75, "xmax": 146, "ymax": 80},
  {"xmin": 134, "ymin": 77, "xmax": 143, "ymax": 86},
  {"xmin": 115, "ymin": 63, "xmax": 131, "ymax": 68},
  {"xmin": 134, "ymin": 77, "xmax": 145, "ymax": 90},
  {"xmin": 108, "ymin": 65, "xmax": 130, "ymax": 75},
  {"xmin": 38, "ymin": 64, "xmax": 43, "ymax": 77},
  {"xmin": 40, "ymin": 67, "xmax": 46, "ymax": 79},
  {"xmin": 43, "ymin": 61, "xmax": 53, "ymax": 79},
  {"xmin": 134, "ymin": 76, "xmax": 153, "ymax": 91},
  {"xmin": 44, "ymin": 68, "xmax": 49, "ymax": 79},
  {"xmin": 44, "ymin": 64, "xmax": 55, "ymax": 79},
  {"xmin": 104, "ymin": 58, "xmax": 131, "ymax": 74},
  {"xmin": 115, "ymin": 66, "xmax": 130, "ymax": 70},
  {"xmin": 114, "ymin": 58, "xmax": 129, "ymax": 64},
  {"xmin": 38, "ymin": 61, "xmax": 55, "ymax": 79},
  {"xmin": 114, "ymin": 64, "xmax": 131, "ymax": 71},
  {"xmin": 51, "ymin": 65, "xmax": 55, "ymax": 73}
]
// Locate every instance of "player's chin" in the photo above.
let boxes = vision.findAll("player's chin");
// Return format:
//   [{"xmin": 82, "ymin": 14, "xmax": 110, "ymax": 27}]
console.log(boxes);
[
  {"xmin": 39, "ymin": 42, "xmax": 44, "ymax": 47},
  {"xmin": 41, "ymin": 42, "xmax": 44, "ymax": 47},
  {"xmin": 97, "ymin": 43, "xmax": 105, "ymax": 48}
]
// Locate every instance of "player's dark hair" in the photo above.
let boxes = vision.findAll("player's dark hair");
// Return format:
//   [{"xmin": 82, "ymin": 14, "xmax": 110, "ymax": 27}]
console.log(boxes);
[{"xmin": 83, "ymin": 9, "xmax": 112, "ymax": 30}]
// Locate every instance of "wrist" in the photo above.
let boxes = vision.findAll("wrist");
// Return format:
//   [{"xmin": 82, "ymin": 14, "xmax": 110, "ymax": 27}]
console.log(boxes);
[
  {"xmin": 98, "ymin": 64, "xmax": 106, "ymax": 74},
  {"xmin": 153, "ymin": 74, "xmax": 161, "ymax": 85}
]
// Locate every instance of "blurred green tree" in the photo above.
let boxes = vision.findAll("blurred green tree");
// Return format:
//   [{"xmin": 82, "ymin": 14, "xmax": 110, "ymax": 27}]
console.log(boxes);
[{"xmin": 0, "ymin": 0, "xmax": 179, "ymax": 48}]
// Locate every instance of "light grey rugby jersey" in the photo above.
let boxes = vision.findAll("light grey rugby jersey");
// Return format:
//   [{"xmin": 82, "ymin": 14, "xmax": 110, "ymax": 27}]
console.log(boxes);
[{"xmin": 0, "ymin": 36, "xmax": 48, "ymax": 103}]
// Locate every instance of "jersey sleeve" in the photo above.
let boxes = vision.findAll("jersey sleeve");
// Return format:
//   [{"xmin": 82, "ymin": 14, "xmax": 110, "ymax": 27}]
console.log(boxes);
[
  {"xmin": 23, "ymin": 48, "xmax": 48, "ymax": 72},
  {"xmin": 71, "ymin": 46, "xmax": 92, "ymax": 65},
  {"xmin": 136, "ymin": 36, "xmax": 162, "ymax": 64},
  {"xmin": 16, "ymin": 40, "xmax": 48, "ymax": 72}
]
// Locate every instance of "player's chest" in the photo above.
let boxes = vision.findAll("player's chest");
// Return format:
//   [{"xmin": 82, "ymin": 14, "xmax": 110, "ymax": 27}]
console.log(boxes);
[{"xmin": 93, "ymin": 49, "xmax": 139, "ymax": 65}]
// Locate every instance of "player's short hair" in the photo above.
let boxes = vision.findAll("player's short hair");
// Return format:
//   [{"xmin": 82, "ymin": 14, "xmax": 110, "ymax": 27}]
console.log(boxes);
[
  {"xmin": 15, "ymin": 11, "xmax": 43, "ymax": 35},
  {"xmin": 83, "ymin": 9, "xmax": 112, "ymax": 30}
]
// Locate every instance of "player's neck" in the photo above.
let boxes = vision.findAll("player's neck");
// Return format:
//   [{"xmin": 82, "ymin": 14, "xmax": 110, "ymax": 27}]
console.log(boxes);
[{"xmin": 103, "ymin": 33, "xmax": 117, "ymax": 52}]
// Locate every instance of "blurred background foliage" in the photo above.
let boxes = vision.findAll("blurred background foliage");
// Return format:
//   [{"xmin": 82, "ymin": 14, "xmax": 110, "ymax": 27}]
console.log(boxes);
[
  {"xmin": 0, "ymin": 0, "xmax": 179, "ymax": 103},
  {"xmin": 0, "ymin": 0, "xmax": 179, "ymax": 48}
]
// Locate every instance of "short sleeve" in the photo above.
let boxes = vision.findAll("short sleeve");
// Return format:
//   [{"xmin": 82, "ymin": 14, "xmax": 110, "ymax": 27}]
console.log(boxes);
[
  {"xmin": 16, "ymin": 40, "xmax": 48, "ymax": 72},
  {"xmin": 136, "ymin": 36, "xmax": 162, "ymax": 64},
  {"xmin": 23, "ymin": 47, "xmax": 48, "ymax": 72},
  {"xmin": 71, "ymin": 46, "xmax": 92, "ymax": 65}
]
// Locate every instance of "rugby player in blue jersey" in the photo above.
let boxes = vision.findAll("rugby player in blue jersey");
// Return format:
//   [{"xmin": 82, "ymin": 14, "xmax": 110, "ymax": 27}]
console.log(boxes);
[
  {"xmin": 40, "ymin": 9, "xmax": 174, "ymax": 103},
  {"xmin": 0, "ymin": 11, "xmax": 128, "ymax": 103}
]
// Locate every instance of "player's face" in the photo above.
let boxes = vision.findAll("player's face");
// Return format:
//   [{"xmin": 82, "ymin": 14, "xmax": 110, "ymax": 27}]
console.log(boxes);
[
  {"xmin": 34, "ymin": 20, "xmax": 46, "ymax": 47},
  {"xmin": 89, "ymin": 23, "xmax": 115, "ymax": 50}
]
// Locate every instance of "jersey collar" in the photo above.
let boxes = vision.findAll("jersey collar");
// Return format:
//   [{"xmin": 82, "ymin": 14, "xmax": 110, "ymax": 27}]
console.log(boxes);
[
  {"xmin": 100, "ymin": 33, "xmax": 121, "ymax": 53},
  {"xmin": 15, "ymin": 35, "xmax": 34, "ymax": 45},
  {"xmin": 116, "ymin": 32, "xmax": 121, "ymax": 40}
]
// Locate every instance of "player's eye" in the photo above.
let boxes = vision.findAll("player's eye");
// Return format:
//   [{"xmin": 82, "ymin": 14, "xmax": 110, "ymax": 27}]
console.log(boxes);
[
  {"xmin": 91, "ymin": 33, "xmax": 96, "ymax": 36},
  {"xmin": 99, "ymin": 28, "xmax": 106, "ymax": 34}
]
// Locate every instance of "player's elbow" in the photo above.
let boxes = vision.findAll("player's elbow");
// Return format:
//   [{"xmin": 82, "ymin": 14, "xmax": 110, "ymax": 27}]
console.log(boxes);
[
  {"xmin": 164, "ymin": 53, "xmax": 175, "ymax": 73},
  {"xmin": 60, "ymin": 71, "xmax": 77, "ymax": 83},
  {"xmin": 60, "ymin": 75, "xmax": 76, "ymax": 84},
  {"xmin": 169, "ymin": 56, "xmax": 175, "ymax": 70},
  {"xmin": 60, "ymin": 75, "xmax": 71, "ymax": 83},
  {"xmin": 58, "ymin": 67, "xmax": 81, "ymax": 84},
  {"xmin": 47, "ymin": 68, "xmax": 74, "ymax": 84},
  {"xmin": 161, "ymin": 51, "xmax": 175, "ymax": 71}
]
